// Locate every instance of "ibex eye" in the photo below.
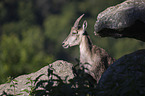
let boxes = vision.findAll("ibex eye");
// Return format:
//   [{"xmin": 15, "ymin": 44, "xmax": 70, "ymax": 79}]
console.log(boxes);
[{"xmin": 72, "ymin": 32, "xmax": 77, "ymax": 34}]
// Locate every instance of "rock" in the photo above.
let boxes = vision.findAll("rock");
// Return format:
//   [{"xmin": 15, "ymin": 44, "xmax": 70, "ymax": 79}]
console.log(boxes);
[
  {"xmin": 0, "ymin": 60, "xmax": 74, "ymax": 95},
  {"xmin": 94, "ymin": 0, "xmax": 145, "ymax": 42},
  {"xmin": 97, "ymin": 49, "xmax": 145, "ymax": 96}
]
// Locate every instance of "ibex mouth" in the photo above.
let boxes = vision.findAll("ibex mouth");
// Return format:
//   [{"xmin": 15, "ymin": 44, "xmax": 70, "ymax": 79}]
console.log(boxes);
[{"xmin": 62, "ymin": 44, "xmax": 69, "ymax": 49}]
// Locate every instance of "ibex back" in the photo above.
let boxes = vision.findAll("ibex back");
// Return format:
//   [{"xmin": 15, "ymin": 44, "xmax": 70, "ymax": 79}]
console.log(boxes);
[{"xmin": 62, "ymin": 14, "xmax": 115, "ymax": 83}]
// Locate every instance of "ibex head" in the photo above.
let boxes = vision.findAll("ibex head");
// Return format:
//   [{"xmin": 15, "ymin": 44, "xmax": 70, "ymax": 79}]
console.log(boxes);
[{"xmin": 62, "ymin": 14, "xmax": 87, "ymax": 48}]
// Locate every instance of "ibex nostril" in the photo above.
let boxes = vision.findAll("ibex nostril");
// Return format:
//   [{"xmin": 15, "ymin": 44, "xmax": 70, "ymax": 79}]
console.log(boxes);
[{"xmin": 62, "ymin": 42, "xmax": 65, "ymax": 45}]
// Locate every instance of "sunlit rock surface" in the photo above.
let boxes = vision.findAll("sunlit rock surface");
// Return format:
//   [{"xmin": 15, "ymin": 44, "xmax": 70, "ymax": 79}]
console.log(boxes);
[
  {"xmin": 0, "ymin": 60, "xmax": 74, "ymax": 95},
  {"xmin": 94, "ymin": 0, "xmax": 145, "ymax": 42}
]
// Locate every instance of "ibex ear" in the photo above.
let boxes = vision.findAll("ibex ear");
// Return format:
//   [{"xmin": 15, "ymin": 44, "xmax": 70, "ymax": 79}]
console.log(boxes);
[{"xmin": 82, "ymin": 20, "xmax": 87, "ymax": 30}]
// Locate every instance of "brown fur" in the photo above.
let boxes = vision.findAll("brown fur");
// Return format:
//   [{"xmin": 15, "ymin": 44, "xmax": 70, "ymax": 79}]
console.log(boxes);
[{"xmin": 79, "ymin": 35, "xmax": 115, "ymax": 82}]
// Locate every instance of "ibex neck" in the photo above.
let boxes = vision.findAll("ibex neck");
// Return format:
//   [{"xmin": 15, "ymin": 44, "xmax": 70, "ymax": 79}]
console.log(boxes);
[{"xmin": 79, "ymin": 35, "xmax": 93, "ymax": 63}]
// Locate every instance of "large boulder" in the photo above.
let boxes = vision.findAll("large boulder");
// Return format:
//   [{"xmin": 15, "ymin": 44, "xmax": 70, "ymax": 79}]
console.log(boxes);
[
  {"xmin": 0, "ymin": 60, "xmax": 74, "ymax": 95},
  {"xmin": 94, "ymin": 0, "xmax": 145, "ymax": 42},
  {"xmin": 97, "ymin": 49, "xmax": 145, "ymax": 96}
]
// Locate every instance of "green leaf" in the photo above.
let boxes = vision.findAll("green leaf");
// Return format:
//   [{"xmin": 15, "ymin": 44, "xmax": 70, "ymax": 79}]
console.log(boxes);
[
  {"xmin": 26, "ymin": 82, "xmax": 30, "ymax": 85},
  {"xmin": 30, "ymin": 79, "xmax": 34, "ymax": 84},
  {"xmin": 14, "ymin": 83, "xmax": 18, "ymax": 85},
  {"xmin": 21, "ymin": 89, "xmax": 29, "ymax": 93},
  {"xmin": 10, "ymin": 85, "xmax": 14, "ymax": 87},
  {"xmin": 27, "ymin": 77, "xmax": 32, "ymax": 80},
  {"xmin": 17, "ymin": 93, "xmax": 24, "ymax": 95},
  {"xmin": 13, "ymin": 79, "xmax": 18, "ymax": 82},
  {"xmin": 28, "ymin": 86, "xmax": 32, "ymax": 88}
]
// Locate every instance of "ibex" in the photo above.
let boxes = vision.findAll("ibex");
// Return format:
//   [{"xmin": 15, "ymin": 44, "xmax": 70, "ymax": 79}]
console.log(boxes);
[{"xmin": 62, "ymin": 14, "xmax": 115, "ymax": 83}]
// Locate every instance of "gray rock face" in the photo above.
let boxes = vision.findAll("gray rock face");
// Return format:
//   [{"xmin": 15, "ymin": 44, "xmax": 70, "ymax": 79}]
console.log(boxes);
[
  {"xmin": 94, "ymin": 0, "xmax": 145, "ymax": 42},
  {"xmin": 97, "ymin": 49, "xmax": 145, "ymax": 96},
  {"xmin": 0, "ymin": 60, "xmax": 74, "ymax": 95}
]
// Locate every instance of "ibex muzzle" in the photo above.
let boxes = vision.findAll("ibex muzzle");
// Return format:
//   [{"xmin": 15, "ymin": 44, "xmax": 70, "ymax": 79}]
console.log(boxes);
[{"xmin": 62, "ymin": 14, "xmax": 86, "ymax": 49}]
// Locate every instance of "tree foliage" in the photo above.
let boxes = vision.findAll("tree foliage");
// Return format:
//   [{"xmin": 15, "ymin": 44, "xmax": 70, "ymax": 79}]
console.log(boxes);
[{"xmin": 0, "ymin": 0, "xmax": 144, "ymax": 84}]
